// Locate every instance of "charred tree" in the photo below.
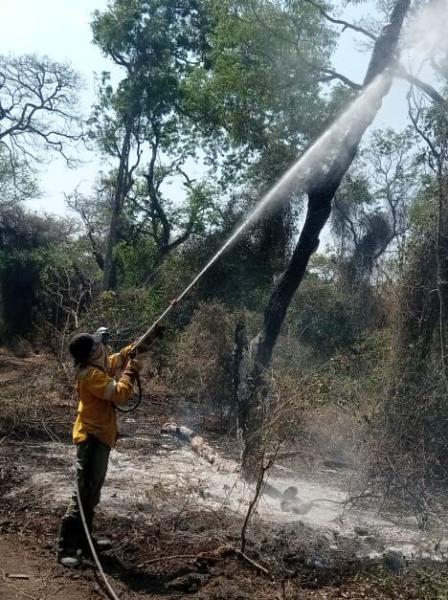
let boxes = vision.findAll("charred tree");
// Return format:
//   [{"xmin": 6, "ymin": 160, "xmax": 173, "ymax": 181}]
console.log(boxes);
[
  {"xmin": 241, "ymin": 0, "xmax": 411, "ymax": 475},
  {"xmin": 341, "ymin": 212, "xmax": 392, "ymax": 329},
  {"xmin": 233, "ymin": 321, "xmax": 249, "ymax": 410}
]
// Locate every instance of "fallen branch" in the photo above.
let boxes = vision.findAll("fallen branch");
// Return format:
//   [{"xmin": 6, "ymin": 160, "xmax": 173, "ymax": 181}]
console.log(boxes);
[
  {"xmin": 161, "ymin": 422, "xmax": 217, "ymax": 465},
  {"xmin": 142, "ymin": 553, "xmax": 208, "ymax": 566},
  {"xmin": 140, "ymin": 545, "xmax": 271, "ymax": 578},
  {"xmin": 160, "ymin": 424, "xmax": 338, "ymax": 515},
  {"xmin": 233, "ymin": 547, "xmax": 272, "ymax": 578}
]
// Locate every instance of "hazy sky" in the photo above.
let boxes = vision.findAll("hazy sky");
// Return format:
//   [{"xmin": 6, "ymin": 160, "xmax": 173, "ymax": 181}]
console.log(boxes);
[{"xmin": 0, "ymin": 0, "xmax": 412, "ymax": 217}]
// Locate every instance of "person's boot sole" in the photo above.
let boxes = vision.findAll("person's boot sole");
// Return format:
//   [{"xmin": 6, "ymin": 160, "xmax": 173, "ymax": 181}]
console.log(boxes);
[{"xmin": 59, "ymin": 556, "xmax": 81, "ymax": 568}]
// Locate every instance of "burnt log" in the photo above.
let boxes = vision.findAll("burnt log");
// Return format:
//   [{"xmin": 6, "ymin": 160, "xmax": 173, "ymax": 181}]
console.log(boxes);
[{"xmin": 161, "ymin": 422, "xmax": 217, "ymax": 465}]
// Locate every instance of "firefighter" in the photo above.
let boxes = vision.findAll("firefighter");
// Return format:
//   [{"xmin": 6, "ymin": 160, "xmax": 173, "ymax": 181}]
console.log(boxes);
[{"xmin": 57, "ymin": 331, "xmax": 141, "ymax": 567}]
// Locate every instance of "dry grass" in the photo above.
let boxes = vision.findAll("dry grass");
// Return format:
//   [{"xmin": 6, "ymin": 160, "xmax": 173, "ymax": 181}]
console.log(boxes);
[{"xmin": 0, "ymin": 348, "xmax": 74, "ymax": 441}]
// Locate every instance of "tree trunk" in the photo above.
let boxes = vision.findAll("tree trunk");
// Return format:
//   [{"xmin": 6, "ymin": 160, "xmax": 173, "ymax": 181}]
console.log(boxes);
[
  {"xmin": 241, "ymin": 0, "xmax": 411, "ymax": 476},
  {"xmin": 102, "ymin": 125, "xmax": 132, "ymax": 291}
]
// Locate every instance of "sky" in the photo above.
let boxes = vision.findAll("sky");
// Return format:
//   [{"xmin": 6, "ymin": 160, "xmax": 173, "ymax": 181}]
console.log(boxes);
[
  {"xmin": 0, "ymin": 0, "xmax": 419, "ymax": 217},
  {"xmin": 0, "ymin": 0, "xmax": 112, "ymax": 215}
]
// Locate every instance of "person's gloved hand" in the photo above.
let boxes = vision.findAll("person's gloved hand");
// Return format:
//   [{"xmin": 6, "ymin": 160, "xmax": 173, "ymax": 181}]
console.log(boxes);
[{"xmin": 124, "ymin": 358, "xmax": 142, "ymax": 380}]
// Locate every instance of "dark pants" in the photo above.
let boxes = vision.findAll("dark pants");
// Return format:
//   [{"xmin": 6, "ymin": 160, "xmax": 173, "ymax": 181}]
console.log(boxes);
[{"xmin": 58, "ymin": 436, "xmax": 110, "ymax": 554}]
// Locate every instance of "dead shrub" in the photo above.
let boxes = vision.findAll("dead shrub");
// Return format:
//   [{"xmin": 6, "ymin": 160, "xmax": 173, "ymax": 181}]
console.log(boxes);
[
  {"xmin": 257, "ymin": 331, "xmax": 389, "ymax": 468},
  {"xmin": 171, "ymin": 303, "xmax": 238, "ymax": 424},
  {"xmin": 0, "ymin": 352, "xmax": 74, "ymax": 440}
]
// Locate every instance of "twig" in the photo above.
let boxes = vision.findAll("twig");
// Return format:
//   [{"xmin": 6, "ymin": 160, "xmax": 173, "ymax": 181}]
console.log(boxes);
[
  {"xmin": 142, "ymin": 553, "xmax": 207, "ymax": 566},
  {"xmin": 240, "ymin": 450, "xmax": 277, "ymax": 555},
  {"xmin": 303, "ymin": 0, "xmax": 377, "ymax": 40},
  {"xmin": 240, "ymin": 461, "xmax": 266, "ymax": 554},
  {"xmin": 233, "ymin": 548, "xmax": 271, "ymax": 577},
  {"xmin": 1, "ymin": 572, "xmax": 38, "ymax": 600}
]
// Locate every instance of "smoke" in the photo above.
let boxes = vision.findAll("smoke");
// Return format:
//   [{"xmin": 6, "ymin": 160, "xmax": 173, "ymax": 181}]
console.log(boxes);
[{"xmin": 403, "ymin": 0, "xmax": 448, "ymax": 65}]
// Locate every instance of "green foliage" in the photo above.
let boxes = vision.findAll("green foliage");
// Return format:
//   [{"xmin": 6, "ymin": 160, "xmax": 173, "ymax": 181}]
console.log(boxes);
[
  {"xmin": 184, "ymin": 0, "xmax": 335, "ymax": 180},
  {"xmin": 293, "ymin": 277, "xmax": 357, "ymax": 357},
  {"xmin": 114, "ymin": 237, "xmax": 160, "ymax": 288},
  {"xmin": 0, "ymin": 147, "xmax": 38, "ymax": 207},
  {"xmin": 37, "ymin": 240, "xmax": 101, "ymax": 332},
  {"xmin": 87, "ymin": 0, "xmax": 346, "ymax": 292},
  {"xmin": 91, "ymin": 0, "xmax": 209, "ymax": 150},
  {"xmin": 0, "ymin": 207, "xmax": 101, "ymax": 341},
  {"xmin": 407, "ymin": 174, "xmax": 439, "ymax": 237},
  {"xmin": 79, "ymin": 289, "xmax": 155, "ymax": 346},
  {"xmin": 279, "ymin": 344, "xmax": 375, "ymax": 409},
  {"xmin": 90, "ymin": 0, "xmax": 224, "ymax": 285}
]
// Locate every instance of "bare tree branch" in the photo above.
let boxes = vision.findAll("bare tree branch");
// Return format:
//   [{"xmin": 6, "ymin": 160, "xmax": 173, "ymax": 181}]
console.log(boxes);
[
  {"xmin": 315, "ymin": 68, "xmax": 362, "ymax": 90},
  {"xmin": 0, "ymin": 54, "xmax": 82, "ymax": 179},
  {"xmin": 303, "ymin": 0, "xmax": 377, "ymax": 41},
  {"xmin": 394, "ymin": 65, "xmax": 448, "ymax": 114}
]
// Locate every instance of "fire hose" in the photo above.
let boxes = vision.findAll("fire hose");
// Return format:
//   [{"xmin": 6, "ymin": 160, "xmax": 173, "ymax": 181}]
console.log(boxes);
[
  {"xmin": 115, "ymin": 231, "xmax": 243, "ymax": 412},
  {"xmin": 114, "ymin": 296, "xmax": 182, "ymax": 413},
  {"xmin": 115, "ymin": 372, "xmax": 142, "ymax": 413},
  {"xmin": 76, "ymin": 480, "xmax": 120, "ymax": 600}
]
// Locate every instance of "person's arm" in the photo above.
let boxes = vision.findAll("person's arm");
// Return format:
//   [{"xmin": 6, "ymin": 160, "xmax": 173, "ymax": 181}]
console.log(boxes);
[
  {"xmin": 108, "ymin": 344, "xmax": 134, "ymax": 375},
  {"xmin": 86, "ymin": 362, "xmax": 140, "ymax": 406}
]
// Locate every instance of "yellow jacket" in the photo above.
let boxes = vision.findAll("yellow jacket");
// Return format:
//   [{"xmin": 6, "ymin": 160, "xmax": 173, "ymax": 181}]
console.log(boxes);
[{"xmin": 72, "ymin": 346, "xmax": 135, "ymax": 448}]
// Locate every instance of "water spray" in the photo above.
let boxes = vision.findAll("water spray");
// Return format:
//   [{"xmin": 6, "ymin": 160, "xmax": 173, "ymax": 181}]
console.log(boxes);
[
  {"xmin": 134, "ymin": 71, "xmax": 391, "ymax": 352},
  {"xmin": 114, "ymin": 71, "xmax": 391, "ymax": 414}
]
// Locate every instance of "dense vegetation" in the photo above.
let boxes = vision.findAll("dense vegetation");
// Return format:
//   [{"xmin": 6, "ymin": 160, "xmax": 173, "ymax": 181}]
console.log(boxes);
[{"xmin": 1, "ymin": 0, "xmax": 447, "ymax": 512}]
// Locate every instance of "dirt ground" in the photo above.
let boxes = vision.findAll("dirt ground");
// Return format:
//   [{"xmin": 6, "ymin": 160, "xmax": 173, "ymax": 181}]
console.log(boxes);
[
  {"xmin": 2, "ymin": 348, "xmax": 448, "ymax": 600},
  {"xmin": 0, "ymin": 535, "xmax": 101, "ymax": 600}
]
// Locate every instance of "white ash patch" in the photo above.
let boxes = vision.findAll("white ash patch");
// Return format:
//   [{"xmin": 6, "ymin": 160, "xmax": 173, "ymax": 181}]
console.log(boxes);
[{"xmin": 11, "ymin": 439, "xmax": 448, "ymax": 562}]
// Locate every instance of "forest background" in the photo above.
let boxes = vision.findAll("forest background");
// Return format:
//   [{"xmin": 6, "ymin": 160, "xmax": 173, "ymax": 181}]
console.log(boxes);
[{"xmin": 1, "ymin": 0, "xmax": 448, "ymax": 512}]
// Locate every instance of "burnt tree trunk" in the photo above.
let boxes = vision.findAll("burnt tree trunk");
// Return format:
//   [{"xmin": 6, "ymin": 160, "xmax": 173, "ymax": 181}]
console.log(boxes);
[
  {"xmin": 233, "ymin": 322, "xmax": 249, "ymax": 404},
  {"xmin": 241, "ymin": 0, "xmax": 411, "ymax": 475}
]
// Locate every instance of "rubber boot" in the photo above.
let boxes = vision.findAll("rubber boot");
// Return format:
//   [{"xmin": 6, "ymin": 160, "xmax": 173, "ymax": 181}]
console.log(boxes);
[{"xmin": 57, "ymin": 516, "xmax": 83, "ymax": 568}]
